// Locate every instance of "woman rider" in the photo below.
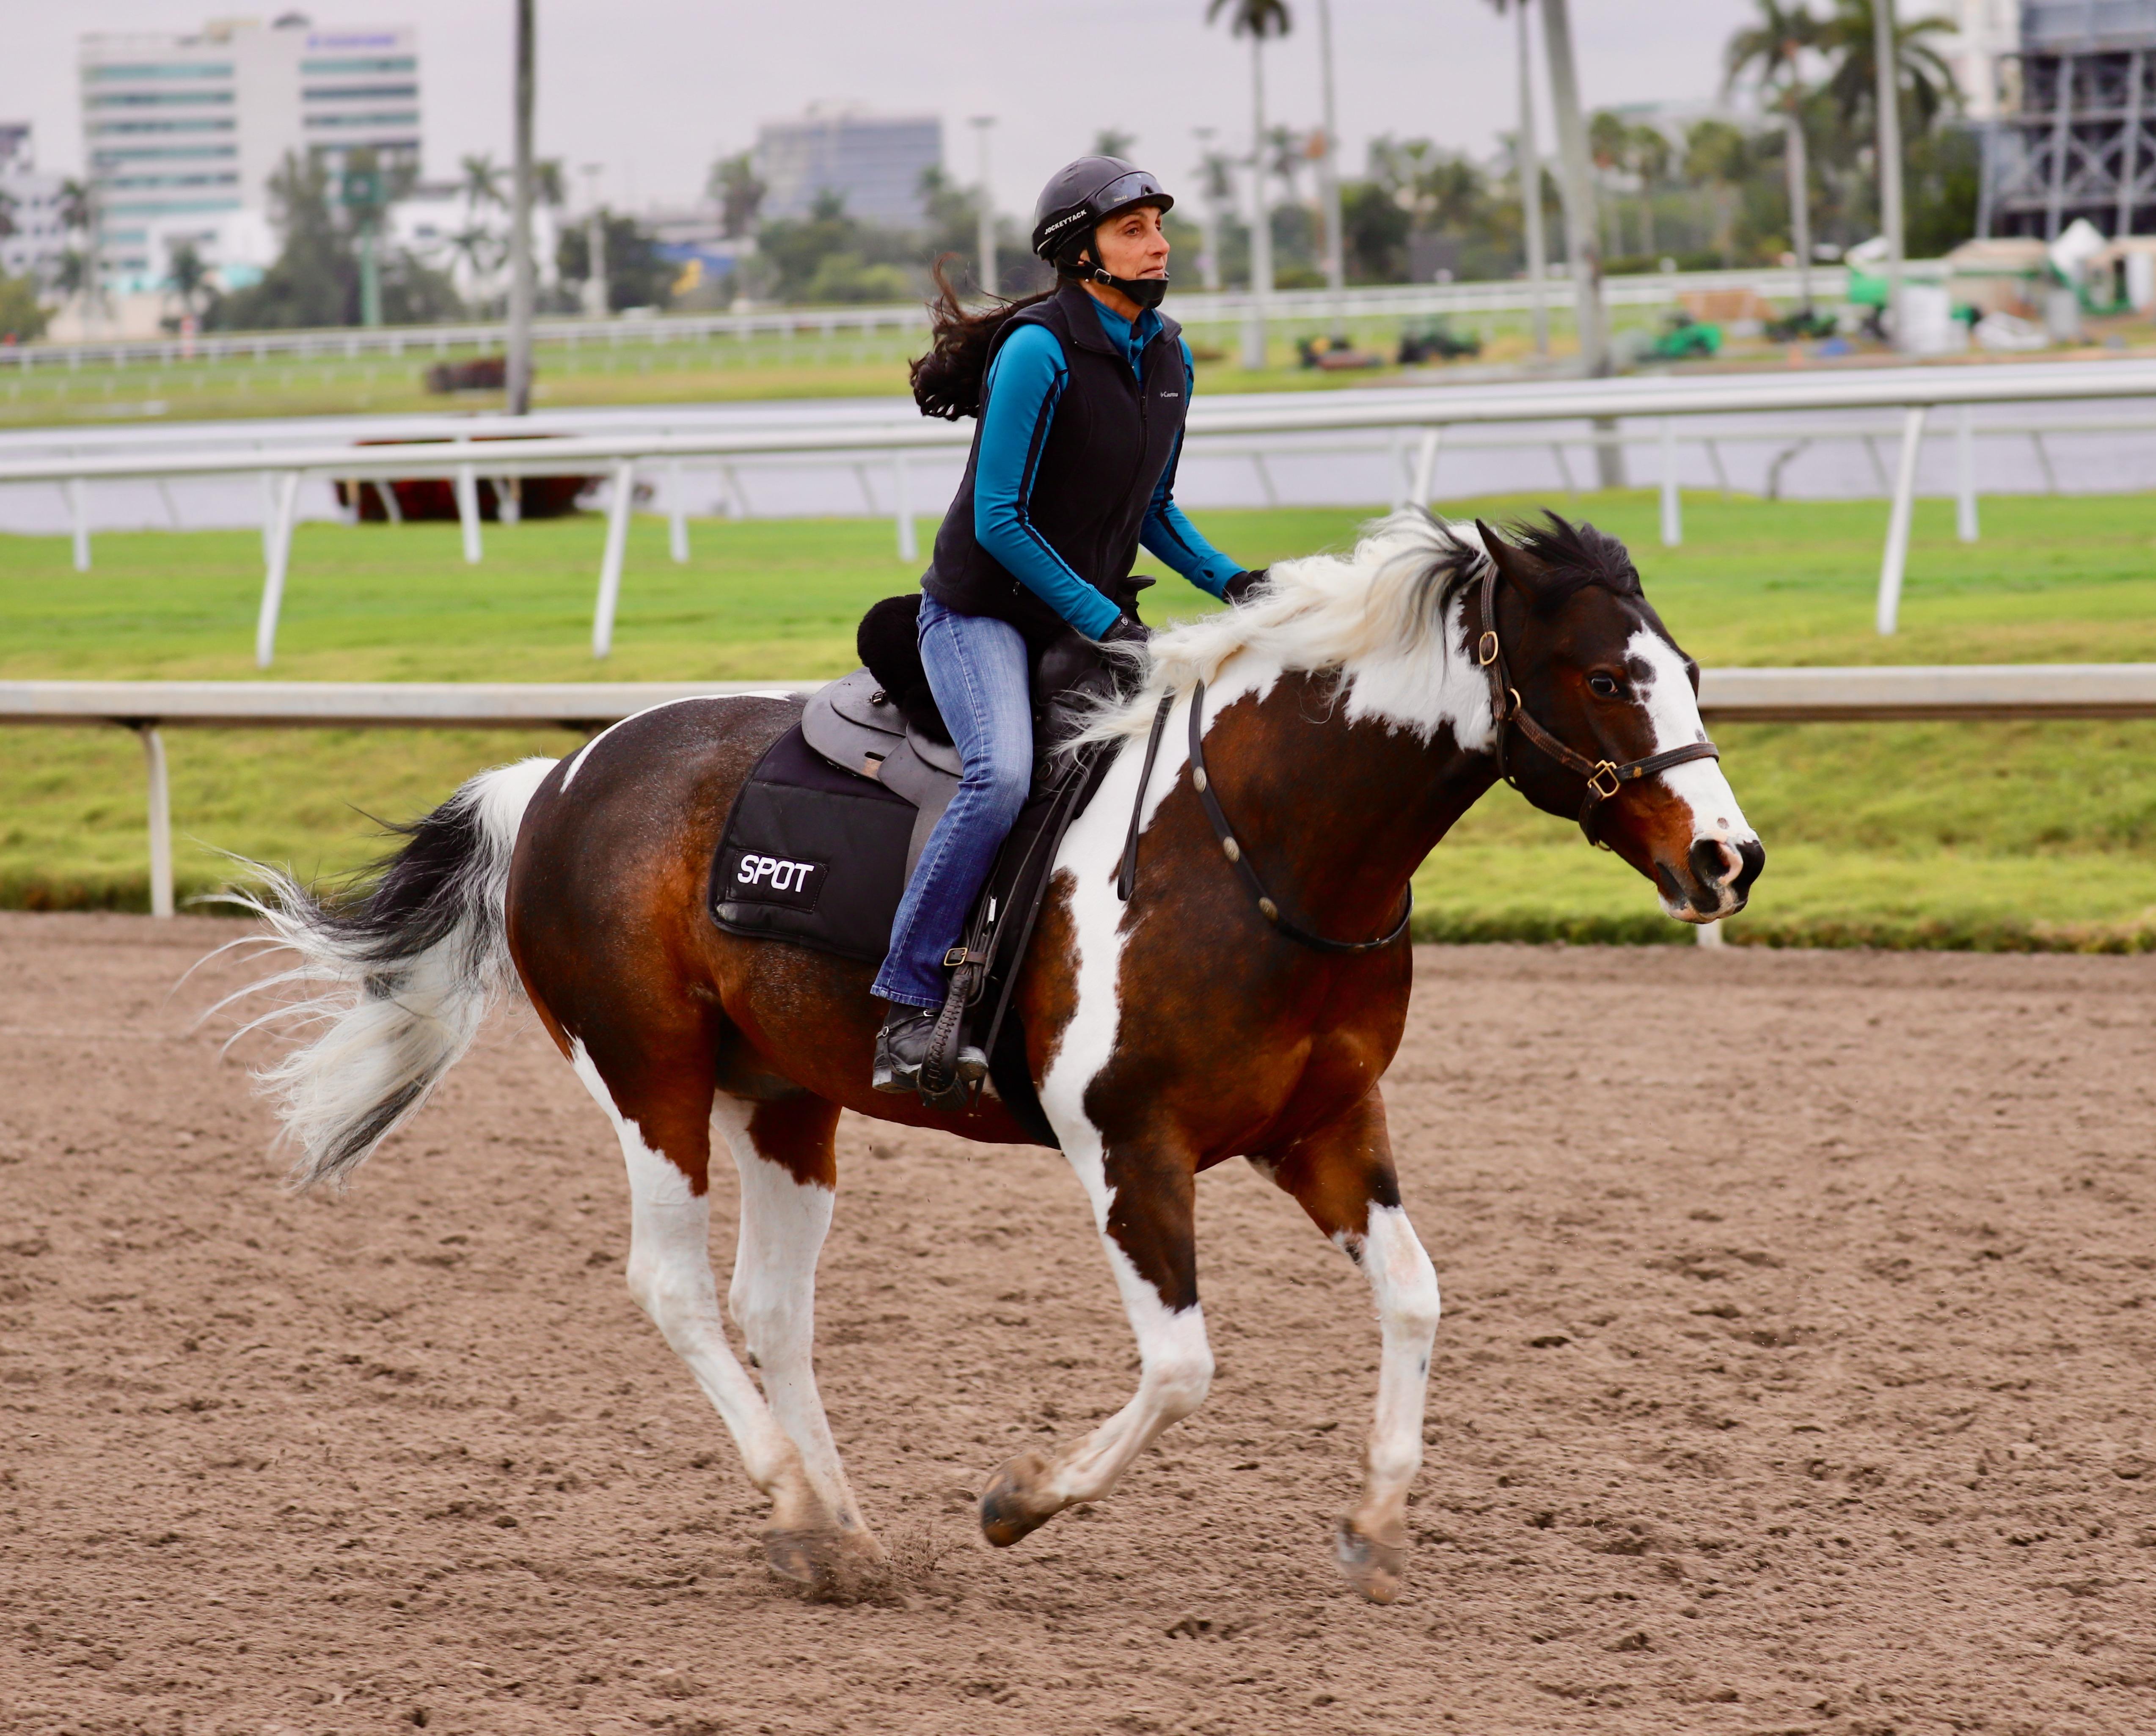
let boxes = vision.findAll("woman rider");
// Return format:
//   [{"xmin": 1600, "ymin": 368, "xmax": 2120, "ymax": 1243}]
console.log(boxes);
[{"xmin": 871, "ymin": 154, "xmax": 1264, "ymax": 1097}]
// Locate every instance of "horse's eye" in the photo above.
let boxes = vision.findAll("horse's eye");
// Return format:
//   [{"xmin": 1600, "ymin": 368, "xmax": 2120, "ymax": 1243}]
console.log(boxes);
[{"xmin": 1588, "ymin": 673, "xmax": 1622, "ymax": 699}]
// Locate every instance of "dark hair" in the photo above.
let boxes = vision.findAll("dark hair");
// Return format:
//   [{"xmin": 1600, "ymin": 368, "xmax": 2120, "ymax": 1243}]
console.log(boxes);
[
  {"xmin": 909, "ymin": 255, "xmax": 1055, "ymax": 422},
  {"xmin": 1505, "ymin": 512, "xmax": 1642, "ymax": 611}
]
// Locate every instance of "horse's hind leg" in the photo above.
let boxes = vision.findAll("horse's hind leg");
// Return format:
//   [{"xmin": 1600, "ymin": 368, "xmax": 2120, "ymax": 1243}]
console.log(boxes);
[
  {"xmin": 713, "ymin": 1092, "xmax": 881, "ymax": 1576},
  {"xmin": 563, "ymin": 1036, "xmax": 836, "ymax": 1582},
  {"xmin": 1256, "ymin": 1085, "xmax": 1440, "ymax": 1604}
]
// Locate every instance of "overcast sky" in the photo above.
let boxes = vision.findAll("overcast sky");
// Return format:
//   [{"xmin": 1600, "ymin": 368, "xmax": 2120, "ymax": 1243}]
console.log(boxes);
[{"xmin": 11, "ymin": 1, "xmax": 1897, "ymax": 217}]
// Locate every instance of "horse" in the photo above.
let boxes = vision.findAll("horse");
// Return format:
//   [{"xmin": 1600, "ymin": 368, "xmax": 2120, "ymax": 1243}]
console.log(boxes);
[{"xmin": 225, "ymin": 511, "xmax": 1763, "ymax": 1605}]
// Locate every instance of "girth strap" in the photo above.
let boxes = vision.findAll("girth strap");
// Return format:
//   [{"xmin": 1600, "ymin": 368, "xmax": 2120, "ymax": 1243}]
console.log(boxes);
[
  {"xmin": 1183, "ymin": 680, "xmax": 1412, "ymax": 956},
  {"xmin": 1473, "ymin": 558, "xmax": 1721, "ymax": 845}
]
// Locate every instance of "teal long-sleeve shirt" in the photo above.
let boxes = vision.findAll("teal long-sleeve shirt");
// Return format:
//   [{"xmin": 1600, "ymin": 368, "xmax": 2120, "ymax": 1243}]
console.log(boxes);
[{"xmin": 973, "ymin": 296, "xmax": 1242, "ymax": 640}]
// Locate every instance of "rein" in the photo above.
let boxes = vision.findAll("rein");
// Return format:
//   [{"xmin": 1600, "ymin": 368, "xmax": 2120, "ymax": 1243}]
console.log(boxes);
[
  {"xmin": 1117, "ymin": 682, "xmax": 1412, "ymax": 956},
  {"xmin": 1471, "ymin": 558, "xmax": 1721, "ymax": 847}
]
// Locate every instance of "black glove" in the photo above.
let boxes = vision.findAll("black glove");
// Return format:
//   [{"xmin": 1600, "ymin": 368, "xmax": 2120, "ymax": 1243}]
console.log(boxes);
[
  {"xmin": 1098, "ymin": 613, "xmax": 1151, "ymax": 647},
  {"xmin": 1221, "ymin": 568, "xmax": 1269, "ymax": 606}
]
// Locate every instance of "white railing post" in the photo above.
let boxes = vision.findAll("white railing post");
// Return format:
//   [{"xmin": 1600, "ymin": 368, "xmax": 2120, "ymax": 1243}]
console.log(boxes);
[
  {"xmin": 1875, "ymin": 405, "xmax": 1928, "ymax": 636},
  {"xmin": 1409, "ymin": 428, "xmax": 1442, "ymax": 508},
  {"xmin": 1387, "ymin": 430, "xmax": 1409, "ymax": 511},
  {"xmin": 1955, "ymin": 404, "xmax": 1980, "ymax": 544},
  {"xmin": 667, "ymin": 459, "xmax": 690, "ymax": 564},
  {"xmin": 1695, "ymin": 919, "xmax": 1725, "ymax": 948},
  {"xmin": 592, "ymin": 457, "xmax": 636, "ymax": 659},
  {"xmin": 67, "ymin": 476, "xmax": 90, "ymax": 572},
  {"xmin": 893, "ymin": 452, "xmax": 917, "ymax": 562},
  {"xmin": 253, "ymin": 468, "xmax": 301, "ymax": 669},
  {"xmin": 138, "ymin": 725, "xmax": 173, "ymax": 919},
  {"xmin": 454, "ymin": 462, "xmax": 482, "ymax": 564},
  {"xmin": 1659, "ymin": 418, "xmax": 1682, "ymax": 547}
]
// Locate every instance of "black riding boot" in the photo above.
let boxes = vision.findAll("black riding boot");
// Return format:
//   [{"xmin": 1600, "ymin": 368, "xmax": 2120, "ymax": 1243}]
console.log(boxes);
[{"xmin": 871, "ymin": 1005, "xmax": 939, "ymax": 1094}]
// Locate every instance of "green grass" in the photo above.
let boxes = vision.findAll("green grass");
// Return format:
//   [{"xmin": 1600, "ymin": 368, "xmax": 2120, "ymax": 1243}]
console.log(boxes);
[{"xmin": 3, "ymin": 493, "xmax": 2152, "ymax": 947}]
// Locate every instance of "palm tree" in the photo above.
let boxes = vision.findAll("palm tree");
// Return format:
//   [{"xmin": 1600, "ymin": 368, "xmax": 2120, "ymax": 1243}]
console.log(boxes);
[
  {"xmin": 1818, "ymin": 0, "xmax": 1957, "ymax": 338},
  {"xmin": 460, "ymin": 153, "xmax": 505, "ymax": 214},
  {"xmin": 1207, "ymin": 0, "xmax": 1291, "ymax": 371},
  {"xmin": 164, "ymin": 239, "xmax": 209, "ymax": 316},
  {"xmin": 1093, "ymin": 128, "xmax": 1138, "ymax": 159},
  {"xmin": 533, "ymin": 157, "xmax": 566, "ymax": 209},
  {"xmin": 1684, "ymin": 119, "xmax": 1751, "ymax": 265},
  {"xmin": 707, "ymin": 153, "xmax": 765, "ymax": 239},
  {"xmin": 1726, "ymin": 0, "xmax": 1822, "ymax": 312},
  {"xmin": 1627, "ymin": 124, "xmax": 1670, "ymax": 259},
  {"xmin": 1194, "ymin": 132, "xmax": 1235, "ymax": 292},
  {"xmin": 1486, "ymin": 0, "xmax": 1550, "ymax": 356},
  {"xmin": 1588, "ymin": 109, "xmax": 1628, "ymax": 257}
]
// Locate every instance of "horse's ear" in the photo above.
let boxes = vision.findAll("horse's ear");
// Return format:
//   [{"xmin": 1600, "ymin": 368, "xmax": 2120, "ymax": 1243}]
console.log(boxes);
[{"xmin": 1474, "ymin": 518, "xmax": 1549, "ymax": 603}]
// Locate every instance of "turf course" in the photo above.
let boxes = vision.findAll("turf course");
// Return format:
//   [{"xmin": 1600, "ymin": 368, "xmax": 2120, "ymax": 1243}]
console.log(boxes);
[{"xmin": 2, "ymin": 492, "xmax": 2151, "ymax": 948}]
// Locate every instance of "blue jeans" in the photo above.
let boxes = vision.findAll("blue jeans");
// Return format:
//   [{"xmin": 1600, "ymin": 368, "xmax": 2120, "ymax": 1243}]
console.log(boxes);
[{"xmin": 871, "ymin": 594, "xmax": 1033, "ymax": 1009}]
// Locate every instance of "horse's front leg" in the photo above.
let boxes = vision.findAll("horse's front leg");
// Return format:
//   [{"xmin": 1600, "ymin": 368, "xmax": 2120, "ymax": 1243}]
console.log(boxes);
[
  {"xmin": 979, "ymin": 1125, "xmax": 1212, "ymax": 1547},
  {"xmin": 1256, "ymin": 1086, "xmax": 1440, "ymax": 1604}
]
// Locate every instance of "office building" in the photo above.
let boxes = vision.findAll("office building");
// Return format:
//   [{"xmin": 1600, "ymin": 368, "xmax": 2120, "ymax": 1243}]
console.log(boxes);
[
  {"xmin": 80, "ymin": 15, "xmax": 420, "ymax": 291},
  {"xmin": 753, "ymin": 107, "xmax": 942, "ymax": 228},
  {"xmin": 0, "ymin": 125, "xmax": 70, "ymax": 291}
]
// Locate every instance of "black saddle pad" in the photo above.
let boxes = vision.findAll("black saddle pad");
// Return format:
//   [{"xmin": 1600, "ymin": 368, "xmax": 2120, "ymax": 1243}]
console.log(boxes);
[{"xmin": 710, "ymin": 721, "xmax": 1113, "ymax": 1148}]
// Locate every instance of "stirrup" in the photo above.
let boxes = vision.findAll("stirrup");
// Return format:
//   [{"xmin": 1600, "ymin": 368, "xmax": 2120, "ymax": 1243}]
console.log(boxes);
[{"xmin": 917, "ymin": 958, "xmax": 989, "ymax": 1110}]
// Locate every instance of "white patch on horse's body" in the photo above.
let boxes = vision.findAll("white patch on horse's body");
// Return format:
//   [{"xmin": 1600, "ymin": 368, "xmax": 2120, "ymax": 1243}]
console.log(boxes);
[
  {"xmin": 560, "ymin": 693, "xmax": 787, "ymax": 791},
  {"xmin": 710, "ymin": 1097, "xmax": 865, "ymax": 1535},
  {"xmin": 565, "ymin": 1040, "xmax": 810, "ymax": 1510}
]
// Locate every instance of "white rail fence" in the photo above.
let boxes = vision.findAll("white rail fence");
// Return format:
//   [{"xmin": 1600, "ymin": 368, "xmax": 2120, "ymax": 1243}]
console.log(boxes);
[
  {"xmin": 11, "ymin": 267, "xmax": 1840, "ymax": 374},
  {"xmin": 8, "ymin": 358, "xmax": 2156, "ymax": 663},
  {"xmin": 5, "ymin": 666, "xmax": 2151, "ymax": 927}
]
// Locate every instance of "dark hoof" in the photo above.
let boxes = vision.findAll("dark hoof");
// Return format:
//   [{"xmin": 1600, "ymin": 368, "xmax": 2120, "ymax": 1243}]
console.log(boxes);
[
  {"xmin": 978, "ymin": 1450, "xmax": 1061, "ymax": 1548},
  {"xmin": 1335, "ymin": 1517, "xmax": 1407, "ymax": 1604}
]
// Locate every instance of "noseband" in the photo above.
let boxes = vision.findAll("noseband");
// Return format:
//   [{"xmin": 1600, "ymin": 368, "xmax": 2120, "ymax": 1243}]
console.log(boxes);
[{"xmin": 1471, "ymin": 557, "xmax": 1721, "ymax": 847}]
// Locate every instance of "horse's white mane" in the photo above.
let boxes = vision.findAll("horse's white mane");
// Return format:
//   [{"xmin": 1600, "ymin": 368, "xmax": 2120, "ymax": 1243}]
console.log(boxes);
[{"xmin": 1087, "ymin": 509, "xmax": 1491, "ymax": 744}]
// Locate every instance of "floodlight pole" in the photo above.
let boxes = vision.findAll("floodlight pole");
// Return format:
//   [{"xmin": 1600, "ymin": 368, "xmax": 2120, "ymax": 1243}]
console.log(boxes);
[
  {"xmin": 581, "ymin": 163, "xmax": 607, "ymax": 317},
  {"xmin": 1315, "ymin": 0, "xmax": 1347, "ymax": 340},
  {"xmin": 1874, "ymin": 0, "xmax": 1907, "ymax": 349},
  {"xmin": 1516, "ymin": 0, "xmax": 1550, "ymax": 358},
  {"xmin": 506, "ymin": 0, "xmax": 536, "ymax": 415},
  {"xmin": 971, "ymin": 116, "xmax": 998, "ymax": 300}
]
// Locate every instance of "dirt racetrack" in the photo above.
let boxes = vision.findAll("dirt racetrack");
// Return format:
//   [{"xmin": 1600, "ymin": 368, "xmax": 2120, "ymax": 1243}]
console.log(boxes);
[{"xmin": 1, "ymin": 912, "xmax": 2152, "ymax": 1736}]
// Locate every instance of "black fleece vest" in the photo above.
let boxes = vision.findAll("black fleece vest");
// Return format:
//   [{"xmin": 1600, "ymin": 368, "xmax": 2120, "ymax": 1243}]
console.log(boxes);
[{"xmin": 923, "ymin": 283, "xmax": 1189, "ymax": 646}]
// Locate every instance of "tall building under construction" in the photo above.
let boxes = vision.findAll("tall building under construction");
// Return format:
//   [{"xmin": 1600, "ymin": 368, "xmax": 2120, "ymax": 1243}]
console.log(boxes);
[{"xmin": 1983, "ymin": 0, "xmax": 2156, "ymax": 237}]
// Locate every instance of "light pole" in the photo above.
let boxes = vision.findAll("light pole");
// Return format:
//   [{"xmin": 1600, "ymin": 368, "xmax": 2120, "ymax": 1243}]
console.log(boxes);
[
  {"xmin": 505, "ymin": 0, "xmax": 536, "ymax": 416},
  {"xmin": 1873, "ymin": 0, "xmax": 1906, "ymax": 347},
  {"xmin": 1194, "ymin": 126, "xmax": 1224, "ymax": 292},
  {"xmin": 581, "ymin": 162, "xmax": 607, "ymax": 317},
  {"xmin": 1243, "ymin": 31, "xmax": 1272, "ymax": 371},
  {"xmin": 1515, "ymin": 0, "xmax": 1550, "ymax": 358},
  {"xmin": 970, "ymin": 116, "xmax": 998, "ymax": 300},
  {"xmin": 1314, "ymin": 0, "xmax": 1347, "ymax": 340}
]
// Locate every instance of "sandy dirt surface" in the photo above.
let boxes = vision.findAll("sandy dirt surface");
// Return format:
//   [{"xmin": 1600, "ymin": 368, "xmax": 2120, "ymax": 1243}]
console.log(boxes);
[{"xmin": 1, "ymin": 912, "xmax": 2152, "ymax": 1736}]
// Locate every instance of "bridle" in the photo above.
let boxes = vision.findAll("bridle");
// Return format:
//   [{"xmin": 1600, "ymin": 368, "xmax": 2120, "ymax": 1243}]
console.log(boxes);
[
  {"xmin": 1110, "ymin": 551, "xmax": 1720, "ymax": 952},
  {"xmin": 1116, "ymin": 683, "xmax": 1412, "ymax": 956},
  {"xmin": 1470, "ymin": 555, "xmax": 1721, "ymax": 848}
]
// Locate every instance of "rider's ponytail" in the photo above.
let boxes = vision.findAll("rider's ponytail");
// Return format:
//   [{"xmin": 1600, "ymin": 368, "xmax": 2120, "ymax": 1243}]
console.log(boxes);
[{"xmin": 910, "ymin": 256, "xmax": 1052, "ymax": 422}]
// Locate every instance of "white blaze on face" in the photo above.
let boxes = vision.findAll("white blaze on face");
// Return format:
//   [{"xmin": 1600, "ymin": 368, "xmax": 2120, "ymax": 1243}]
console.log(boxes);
[{"xmin": 1626, "ymin": 629, "xmax": 1758, "ymax": 897}]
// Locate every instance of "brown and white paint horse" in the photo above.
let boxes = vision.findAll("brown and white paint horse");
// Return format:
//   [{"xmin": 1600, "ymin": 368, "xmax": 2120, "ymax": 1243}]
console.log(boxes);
[{"xmin": 231, "ymin": 512, "xmax": 1762, "ymax": 1604}]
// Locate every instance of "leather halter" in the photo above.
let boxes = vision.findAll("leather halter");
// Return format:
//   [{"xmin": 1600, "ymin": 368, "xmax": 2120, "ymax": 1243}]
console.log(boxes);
[
  {"xmin": 1115, "ymin": 680, "xmax": 1412, "ymax": 955},
  {"xmin": 1471, "ymin": 556, "xmax": 1721, "ymax": 847}
]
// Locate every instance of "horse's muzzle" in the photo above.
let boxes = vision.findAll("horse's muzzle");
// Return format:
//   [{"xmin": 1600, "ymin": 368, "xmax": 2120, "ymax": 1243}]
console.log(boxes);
[{"xmin": 1682, "ymin": 836, "xmax": 1766, "ymax": 919}]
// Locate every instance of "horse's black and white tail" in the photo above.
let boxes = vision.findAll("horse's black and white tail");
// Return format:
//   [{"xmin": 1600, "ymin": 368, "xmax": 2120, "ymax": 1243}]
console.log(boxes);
[{"xmin": 224, "ymin": 757, "xmax": 556, "ymax": 1191}]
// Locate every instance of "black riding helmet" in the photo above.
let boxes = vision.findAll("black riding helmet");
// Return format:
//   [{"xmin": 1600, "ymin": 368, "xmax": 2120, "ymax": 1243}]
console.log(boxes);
[{"xmin": 1030, "ymin": 155, "xmax": 1175, "ymax": 309}]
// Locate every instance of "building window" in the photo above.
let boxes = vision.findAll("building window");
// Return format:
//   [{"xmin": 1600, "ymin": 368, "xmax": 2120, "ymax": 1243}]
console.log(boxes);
[
  {"xmin": 83, "ymin": 62, "xmax": 235, "ymax": 81},
  {"xmin": 85, "ymin": 92, "xmax": 235, "ymax": 109},
  {"xmin": 300, "ymin": 56, "xmax": 417, "ymax": 74},
  {"xmin": 302, "ymin": 84, "xmax": 419, "ymax": 100},
  {"xmin": 303, "ymin": 112, "xmax": 421, "ymax": 129}
]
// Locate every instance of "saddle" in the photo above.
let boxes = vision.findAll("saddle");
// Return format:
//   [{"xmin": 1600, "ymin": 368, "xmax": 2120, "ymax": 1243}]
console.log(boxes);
[{"xmin": 708, "ymin": 590, "xmax": 1137, "ymax": 1143}]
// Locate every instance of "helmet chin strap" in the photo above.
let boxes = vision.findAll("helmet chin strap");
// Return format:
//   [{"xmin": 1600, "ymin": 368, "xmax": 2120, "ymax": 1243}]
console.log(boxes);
[{"xmin": 1070, "ymin": 259, "xmax": 1169, "ymax": 311}]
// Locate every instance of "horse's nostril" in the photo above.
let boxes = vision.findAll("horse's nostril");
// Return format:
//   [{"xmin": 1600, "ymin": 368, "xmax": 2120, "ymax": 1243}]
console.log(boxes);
[
  {"xmin": 1732, "ymin": 839, "xmax": 1766, "ymax": 898},
  {"xmin": 1689, "ymin": 836, "xmax": 1740, "ymax": 889}
]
